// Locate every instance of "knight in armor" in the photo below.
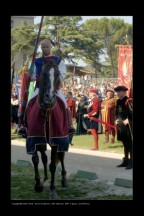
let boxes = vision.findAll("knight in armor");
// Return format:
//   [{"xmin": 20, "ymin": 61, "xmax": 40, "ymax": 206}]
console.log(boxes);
[
  {"xmin": 84, "ymin": 89, "xmax": 101, "ymax": 150},
  {"xmin": 114, "ymin": 85, "xmax": 133, "ymax": 169}
]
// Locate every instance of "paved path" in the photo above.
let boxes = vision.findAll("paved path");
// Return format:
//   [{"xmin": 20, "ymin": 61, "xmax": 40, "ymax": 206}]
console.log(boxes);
[{"xmin": 11, "ymin": 139, "xmax": 132, "ymax": 182}]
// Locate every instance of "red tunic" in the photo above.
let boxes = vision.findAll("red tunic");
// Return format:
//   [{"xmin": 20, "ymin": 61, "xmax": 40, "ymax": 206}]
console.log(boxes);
[
  {"xmin": 87, "ymin": 97, "xmax": 99, "ymax": 117},
  {"xmin": 86, "ymin": 96, "xmax": 101, "ymax": 131},
  {"xmin": 67, "ymin": 98, "xmax": 76, "ymax": 118}
]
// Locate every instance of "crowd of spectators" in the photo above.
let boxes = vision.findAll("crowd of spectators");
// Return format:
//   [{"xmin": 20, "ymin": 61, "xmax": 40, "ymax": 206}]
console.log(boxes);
[
  {"xmin": 62, "ymin": 75, "xmax": 119, "ymax": 103},
  {"xmin": 11, "ymin": 76, "xmax": 119, "ymax": 136}
]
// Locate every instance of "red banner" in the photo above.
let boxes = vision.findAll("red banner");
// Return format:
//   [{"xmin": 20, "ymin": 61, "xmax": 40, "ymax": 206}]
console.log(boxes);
[
  {"xmin": 18, "ymin": 64, "xmax": 31, "ymax": 121},
  {"xmin": 118, "ymin": 45, "xmax": 133, "ymax": 96}
]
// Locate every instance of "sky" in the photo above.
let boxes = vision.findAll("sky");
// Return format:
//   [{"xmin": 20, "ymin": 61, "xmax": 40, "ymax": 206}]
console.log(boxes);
[{"xmin": 34, "ymin": 16, "xmax": 132, "ymax": 66}]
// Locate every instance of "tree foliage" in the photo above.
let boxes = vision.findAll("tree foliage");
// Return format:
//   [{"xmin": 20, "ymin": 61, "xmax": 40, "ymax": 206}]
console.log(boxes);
[
  {"xmin": 11, "ymin": 16, "xmax": 132, "ymax": 78},
  {"xmin": 43, "ymin": 16, "xmax": 83, "ymax": 63},
  {"xmin": 11, "ymin": 21, "xmax": 38, "ymax": 60},
  {"xmin": 81, "ymin": 17, "xmax": 132, "ymax": 77}
]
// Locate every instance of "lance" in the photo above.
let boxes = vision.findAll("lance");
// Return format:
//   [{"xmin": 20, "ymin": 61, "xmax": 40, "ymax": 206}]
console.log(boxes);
[
  {"xmin": 11, "ymin": 59, "xmax": 15, "ymax": 92},
  {"xmin": 19, "ymin": 16, "xmax": 44, "ymax": 127},
  {"xmin": 29, "ymin": 15, "xmax": 44, "ymax": 76}
]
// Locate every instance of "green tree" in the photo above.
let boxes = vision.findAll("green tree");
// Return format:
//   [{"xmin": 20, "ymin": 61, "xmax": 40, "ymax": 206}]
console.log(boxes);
[
  {"xmin": 11, "ymin": 21, "xmax": 38, "ymax": 64},
  {"xmin": 75, "ymin": 19, "xmax": 104, "ymax": 77},
  {"xmin": 43, "ymin": 16, "xmax": 83, "ymax": 63},
  {"xmin": 82, "ymin": 17, "xmax": 132, "ymax": 77},
  {"xmin": 43, "ymin": 16, "xmax": 104, "ymax": 77},
  {"xmin": 11, "ymin": 17, "xmax": 132, "ymax": 79}
]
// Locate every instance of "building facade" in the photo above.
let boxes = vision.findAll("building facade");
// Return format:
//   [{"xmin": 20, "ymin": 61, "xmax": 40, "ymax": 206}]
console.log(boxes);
[{"xmin": 11, "ymin": 16, "xmax": 35, "ymax": 29}]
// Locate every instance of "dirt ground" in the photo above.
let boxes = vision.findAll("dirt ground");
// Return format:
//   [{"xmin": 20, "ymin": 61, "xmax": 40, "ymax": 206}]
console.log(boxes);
[{"xmin": 11, "ymin": 140, "xmax": 133, "ymax": 199}]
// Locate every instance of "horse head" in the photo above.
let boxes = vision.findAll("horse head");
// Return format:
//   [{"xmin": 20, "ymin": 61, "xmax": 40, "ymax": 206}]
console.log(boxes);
[{"xmin": 38, "ymin": 59, "xmax": 62, "ymax": 110}]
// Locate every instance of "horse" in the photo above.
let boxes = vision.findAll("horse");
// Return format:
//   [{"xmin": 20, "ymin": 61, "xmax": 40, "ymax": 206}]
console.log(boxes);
[{"xmin": 23, "ymin": 58, "xmax": 75, "ymax": 199}]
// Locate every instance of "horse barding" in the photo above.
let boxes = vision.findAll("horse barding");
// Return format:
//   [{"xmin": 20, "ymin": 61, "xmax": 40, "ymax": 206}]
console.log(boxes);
[{"xmin": 24, "ymin": 57, "xmax": 75, "ymax": 199}]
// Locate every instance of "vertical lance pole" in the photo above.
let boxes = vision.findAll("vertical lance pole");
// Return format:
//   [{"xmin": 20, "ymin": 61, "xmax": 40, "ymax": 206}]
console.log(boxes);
[
  {"xmin": 29, "ymin": 16, "xmax": 44, "ymax": 76},
  {"xmin": 11, "ymin": 59, "xmax": 15, "ymax": 92},
  {"xmin": 18, "ymin": 16, "xmax": 44, "ymax": 127}
]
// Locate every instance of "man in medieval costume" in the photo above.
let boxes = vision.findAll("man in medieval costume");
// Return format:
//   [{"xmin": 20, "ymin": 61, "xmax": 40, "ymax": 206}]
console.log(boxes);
[
  {"xmin": 11, "ymin": 92, "xmax": 19, "ymax": 133},
  {"xmin": 84, "ymin": 89, "xmax": 102, "ymax": 150},
  {"xmin": 101, "ymin": 89, "xmax": 116, "ymax": 144},
  {"xmin": 76, "ymin": 94, "xmax": 88, "ymax": 135},
  {"xmin": 114, "ymin": 85, "xmax": 133, "ymax": 169},
  {"xmin": 21, "ymin": 39, "xmax": 73, "ymax": 154},
  {"xmin": 66, "ymin": 91, "xmax": 76, "ymax": 125}
]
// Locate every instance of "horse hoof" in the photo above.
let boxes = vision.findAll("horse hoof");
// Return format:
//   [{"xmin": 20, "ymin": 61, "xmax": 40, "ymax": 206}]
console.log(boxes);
[
  {"xmin": 49, "ymin": 190, "xmax": 58, "ymax": 200},
  {"xmin": 34, "ymin": 185, "xmax": 43, "ymax": 192},
  {"xmin": 61, "ymin": 178, "xmax": 68, "ymax": 187}
]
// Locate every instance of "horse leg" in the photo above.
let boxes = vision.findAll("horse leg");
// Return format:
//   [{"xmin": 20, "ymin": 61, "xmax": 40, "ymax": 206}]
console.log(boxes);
[
  {"xmin": 32, "ymin": 151, "xmax": 43, "ymax": 192},
  {"xmin": 57, "ymin": 151, "xmax": 68, "ymax": 187},
  {"xmin": 39, "ymin": 148, "xmax": 49, "ymax": 190},
  {"xmin": 49, "ymin": 146, "xmax": 58, "ymax": 199}
]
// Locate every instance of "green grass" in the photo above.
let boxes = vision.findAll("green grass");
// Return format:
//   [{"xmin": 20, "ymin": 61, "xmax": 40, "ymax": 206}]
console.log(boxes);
[
  {"xmin": 11, "ymin": 163, "xmax": 132, "ymax": 200},
  {"xmin": 72, "ymin": 134, "xmax": 123, "ymax": 153},
  {"xmin": 11, "ymin": 128, "xmax": 25, "ymax": 141},
  {"xmin": 11, "ymin": 126, "xmax": 130, "ymax": 200},
  {"xmin": 71, "ymin": 122, "xmax": 123, "ymax": 153},
  {"xmin": 11, "ymin": 128, "xmax": 123, "ymax": 153}
]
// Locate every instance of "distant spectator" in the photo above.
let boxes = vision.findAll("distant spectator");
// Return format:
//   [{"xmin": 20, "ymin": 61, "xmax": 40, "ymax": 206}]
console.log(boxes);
[
  {"xmin": 76, "ymin": 94, "xmax": 88, "ymax": 135},
  {"xmin": 11, "ymin": 93, "xmax": 19, "ymax": 133},
  {"xmin": 66, "ymin": 91, "xmax": 77, "ymax": 123}
]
